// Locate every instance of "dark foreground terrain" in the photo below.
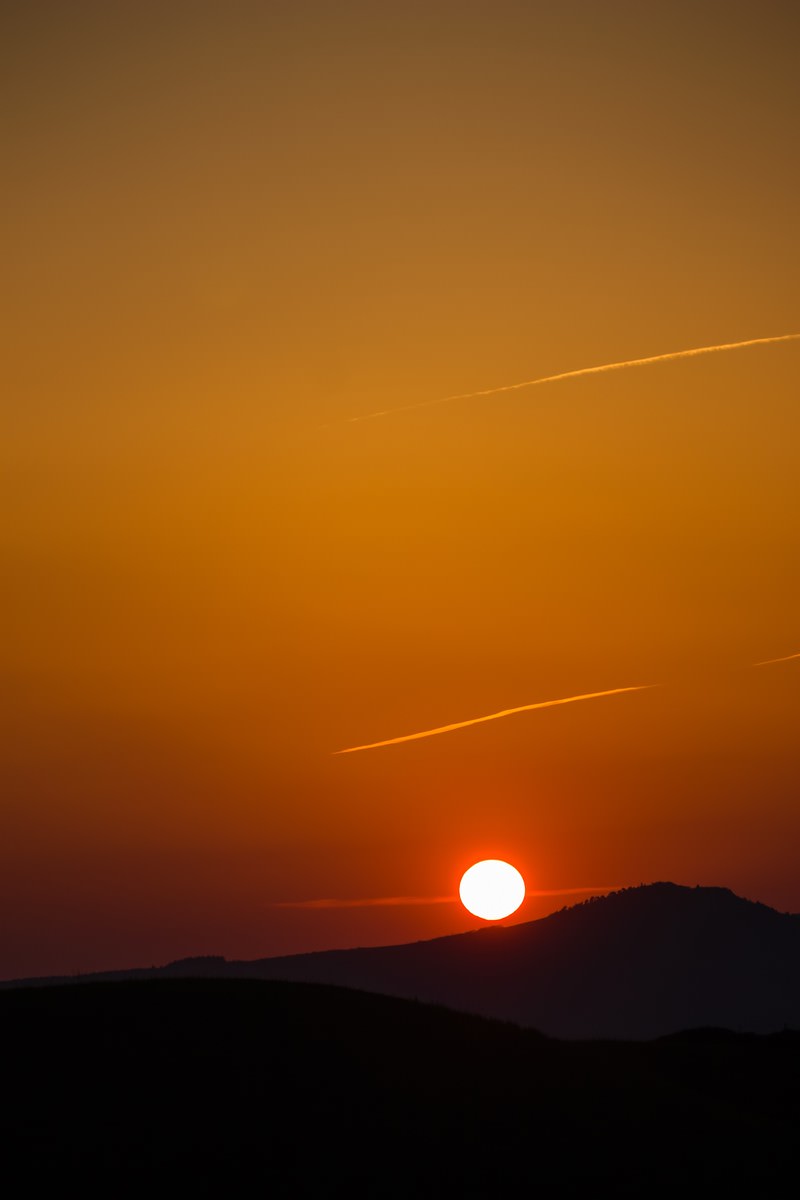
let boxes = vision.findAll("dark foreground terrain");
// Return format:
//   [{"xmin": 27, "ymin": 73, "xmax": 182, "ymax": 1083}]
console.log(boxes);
[{"xmin": 3, "ymin": 979, "xmax": 798, "ymax": 1196}]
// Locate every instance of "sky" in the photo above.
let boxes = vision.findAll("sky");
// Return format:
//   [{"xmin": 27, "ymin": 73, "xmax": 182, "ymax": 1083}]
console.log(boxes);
[{"xmin": 3, "ymin": 0, "xmax": 799, "ymax": 979}]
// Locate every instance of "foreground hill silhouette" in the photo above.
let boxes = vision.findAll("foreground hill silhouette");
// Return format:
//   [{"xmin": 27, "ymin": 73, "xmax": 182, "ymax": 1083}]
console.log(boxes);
[
  {"xmin": 9, "ymin": 883, "xmax": 795, "ymax": 1039},
  {"xmin": 3, "ymin": 978, "xmax": 798, "ymax": 1195}
]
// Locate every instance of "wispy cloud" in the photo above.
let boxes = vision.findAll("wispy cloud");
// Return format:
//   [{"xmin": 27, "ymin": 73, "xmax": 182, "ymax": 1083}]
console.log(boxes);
[
  {"xmin": 275, "ymin": 885, "xmax": 620, "ymax": 909},
  {"xmin": 753, "ymin": 651, "xmax": 800, "ymax": 667},
  {"xmin": 334, "ymin": 684, "xmax": 656, "ymax": 755},
  {"xmin": 337, "ymin": 332, "xmax": 800, "ymax": 424},
  {"xmin": 275, "ymin": 895, "xmax": 457, "ymax": 909}
]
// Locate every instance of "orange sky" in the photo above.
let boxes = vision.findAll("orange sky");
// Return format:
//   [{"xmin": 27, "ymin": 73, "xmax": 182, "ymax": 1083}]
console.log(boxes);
[{"xmin": 3, "ymin": 1, "xmax": 799, "ymax": 979}]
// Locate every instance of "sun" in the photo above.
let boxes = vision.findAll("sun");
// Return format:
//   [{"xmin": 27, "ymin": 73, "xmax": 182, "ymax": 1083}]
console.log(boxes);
[{"xmin": 459, "ymin": 860, "xmax": 526, "ymax": 921}]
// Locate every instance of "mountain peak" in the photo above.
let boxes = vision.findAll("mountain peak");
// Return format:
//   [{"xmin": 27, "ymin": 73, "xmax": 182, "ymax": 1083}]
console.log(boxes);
[
  {"xmin": 547, "ymin": 880, "xmax": 770, "ymax": 920},
  {"xmin": 238, "ymin": 881, "xmax": 799, "ymax": 1038}
]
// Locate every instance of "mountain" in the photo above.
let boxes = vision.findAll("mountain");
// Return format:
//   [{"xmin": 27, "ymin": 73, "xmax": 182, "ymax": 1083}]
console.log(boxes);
[
  {"xmin": 3, "ymin": 977, "xmax": 799, "ymax": 1194},
  {"xmin": 233, "ymin": 882, "xmax": 800, "ymax": 1038},
  {"xmin": 4, "ymin": 884, "xmax": 799, "ymax": 1038}
]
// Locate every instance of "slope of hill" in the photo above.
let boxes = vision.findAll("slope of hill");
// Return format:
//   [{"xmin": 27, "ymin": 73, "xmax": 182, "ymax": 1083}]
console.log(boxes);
[
  {"xmin": 236, "ymin": 882, "xmax": 800, "ymax": 1037},
  {"xmin": 5, "ymin": 884, "xmax": 799, "ymax": 1038},
  {"xmin": 3, "ymin": 978, "xmax": 798, "ymax": 1195}
]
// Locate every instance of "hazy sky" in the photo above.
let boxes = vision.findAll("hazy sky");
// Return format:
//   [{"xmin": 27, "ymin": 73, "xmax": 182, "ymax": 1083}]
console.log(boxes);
[{"xmin": 3, "ymin": 1, "xmax": 799, "ymax": 978}]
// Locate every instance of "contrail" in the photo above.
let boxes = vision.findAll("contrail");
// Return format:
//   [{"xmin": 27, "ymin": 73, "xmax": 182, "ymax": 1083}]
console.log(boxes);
[
  {"xmin": 341, "ymin": 332, "xmax": 800, "ymax": 423},
  {"xmin": 334, "ymin": 684, "xmax": 656, "ymax": 754},
  {"xmin": 275, "ymin": 885, "xmax": 621, "ymax": 909},
  {"xmin": 753, "ymin": 650, "xmax": 800, "ymax": 666}
]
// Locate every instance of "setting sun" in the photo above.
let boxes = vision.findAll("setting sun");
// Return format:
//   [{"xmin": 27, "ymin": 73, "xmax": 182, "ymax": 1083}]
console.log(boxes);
[{"xmin": 459, "ymin": 861, "xmax": 526, "ymax": 921}]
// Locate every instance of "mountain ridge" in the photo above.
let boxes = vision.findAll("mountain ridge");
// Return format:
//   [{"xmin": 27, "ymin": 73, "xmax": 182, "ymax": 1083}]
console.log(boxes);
[{"xmin": 4, "ymin": 882, "xmax": 799, "ymax": 1038}]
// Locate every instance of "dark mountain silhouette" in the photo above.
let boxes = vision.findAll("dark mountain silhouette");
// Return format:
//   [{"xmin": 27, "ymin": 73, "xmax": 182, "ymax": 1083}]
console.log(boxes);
[
  {"xmin": 235, "ymin": 882, "xmax": 800, "ymax": 1038},
  {"xmin": 5, "ymin": 884, "xmax": 799, "ymax": 1038},
  {"xmin": 3, "ymin": 978, "xmax": 798, "ymax": 1195}
]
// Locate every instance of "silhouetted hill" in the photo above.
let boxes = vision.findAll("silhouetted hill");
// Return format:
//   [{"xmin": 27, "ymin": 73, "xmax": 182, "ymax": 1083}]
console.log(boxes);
[
  {"xmin": 3, "ymin": 978, "xmax": 798, "ymax": 1196},
  {"xmin": 5, "ymin": 884, "xmax": 799, "ymax": 1038},
  {"xmin": 236, "ymin": 883, "xmax": 800, "ymax": 1037}
]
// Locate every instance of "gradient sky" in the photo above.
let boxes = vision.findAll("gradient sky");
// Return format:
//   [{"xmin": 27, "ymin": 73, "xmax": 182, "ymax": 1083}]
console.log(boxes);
[{"xmin": 3, "ymin": 1, "xmax": 799, "ymax": 979}]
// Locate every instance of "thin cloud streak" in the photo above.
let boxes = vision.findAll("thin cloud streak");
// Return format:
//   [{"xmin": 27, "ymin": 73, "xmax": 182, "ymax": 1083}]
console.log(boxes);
[
  {"xmin": 753, "ymin": 651, "xmax": 800, "ymax": 666},
  {"xmin": 341, "ymin": 332, "xmax": 800, "ymax": 423},
  {"xmin": 275, "ymin": 896, "xmax": 457, "ymax": 910},
  {"xmin": 334, "ymin": 684, "xmax": 656, "ymax": 755},
  {"xmin": 276, "ymin": 885, "xmax": 620, "ymax": 909}
]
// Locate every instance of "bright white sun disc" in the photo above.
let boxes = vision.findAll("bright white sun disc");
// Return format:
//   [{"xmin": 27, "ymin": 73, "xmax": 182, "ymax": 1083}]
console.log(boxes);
[{"xmin": 459, "ymin": 859, "xmax": 526, "ymax": 921}]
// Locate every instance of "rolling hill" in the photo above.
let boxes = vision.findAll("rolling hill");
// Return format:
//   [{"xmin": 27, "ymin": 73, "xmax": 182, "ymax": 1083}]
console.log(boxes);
[
  {"xmin": 6, "ymin": 883, "xmax": 799, "ymax": 1038},
  {"xmin": 3, "ymin": 977, "xmax": 798, "ymax": 1194},
  {"xmin": 233, "ymin": 881, "xmax": 800, "ymax": 1038}
]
